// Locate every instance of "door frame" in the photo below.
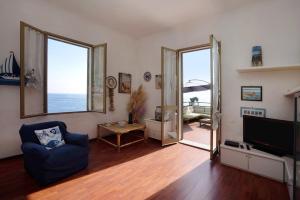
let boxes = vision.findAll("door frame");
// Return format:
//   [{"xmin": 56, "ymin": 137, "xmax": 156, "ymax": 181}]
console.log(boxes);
[
  {"xmin": 178, "ymin": 44, "xmax": 211, "ymax": 148},
  {"xmin": 177, "ymin": 42, "xmax": 222, "ymax": 154},
  {"xmin": 209, "ymin": 35, "xmax": 222, "ymax": 159}
]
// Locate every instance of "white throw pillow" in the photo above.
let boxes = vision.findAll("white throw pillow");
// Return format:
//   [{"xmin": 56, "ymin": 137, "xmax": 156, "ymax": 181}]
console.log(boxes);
[{"xmin": 34, "ymin": 126, "xmax": 65, "ymax": 150}]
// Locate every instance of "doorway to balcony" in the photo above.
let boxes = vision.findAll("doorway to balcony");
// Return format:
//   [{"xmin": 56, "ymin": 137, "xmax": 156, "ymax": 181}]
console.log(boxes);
[{"xmin": 180, "ymin": 47, "xmax": 212, "ymax": 150}]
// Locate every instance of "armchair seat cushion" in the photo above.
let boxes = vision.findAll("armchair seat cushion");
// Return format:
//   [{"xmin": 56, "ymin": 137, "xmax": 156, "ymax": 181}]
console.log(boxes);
[{"xmin": 44, "ymin": 144, "xmax": 88, "ymax": 170}]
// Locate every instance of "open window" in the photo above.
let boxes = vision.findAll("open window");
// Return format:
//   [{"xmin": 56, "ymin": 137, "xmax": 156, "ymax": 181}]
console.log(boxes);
[{"xmin": 20, "ymin": 22, "xmax": 106, "ymax": 118}]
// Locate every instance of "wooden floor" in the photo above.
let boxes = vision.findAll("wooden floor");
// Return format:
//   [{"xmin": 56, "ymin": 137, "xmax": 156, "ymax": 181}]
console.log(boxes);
[
  {"xmin": 0, "ymin": 138, "xmax": 289, "ymax": 200},
  {"xmin": 183, "ymin": 122, "xmax": 215, "ymax": 147}
]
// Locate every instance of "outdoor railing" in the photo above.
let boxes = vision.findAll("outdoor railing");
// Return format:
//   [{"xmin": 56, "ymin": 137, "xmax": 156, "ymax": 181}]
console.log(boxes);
[{"xmin": 183, "ymin": 102, "xmax": 210, "ymax": 107}]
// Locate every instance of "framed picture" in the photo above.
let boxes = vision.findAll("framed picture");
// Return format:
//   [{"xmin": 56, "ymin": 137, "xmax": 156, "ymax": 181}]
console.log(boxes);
[
  {"xmin": 241, "ymin": 86, "xmax": 262, "ymax": 101},
  {"xmin": 155, "ymin": 75, "xmax": 161, "ymax": 89},
  {"xmin": 240, "ymin": 107, "xmax": 266, "ymax": 118},
  {"xmin": 118, "ymin": 73, "xmax": 131, "ymax": 93}
]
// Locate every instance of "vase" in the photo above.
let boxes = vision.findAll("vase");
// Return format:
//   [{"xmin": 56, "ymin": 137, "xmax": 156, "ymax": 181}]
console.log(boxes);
[
  {"xmin": 155, "ymin": 106, "xmax": 161, "ymax": 121},
  {"xmin": 128, "ymin": 112, "xmax": 133, "ymax": 124}
]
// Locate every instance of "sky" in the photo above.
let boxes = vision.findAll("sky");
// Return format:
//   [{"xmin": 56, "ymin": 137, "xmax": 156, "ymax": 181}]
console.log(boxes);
[
  {"xmin": 47, "ymin": 38, "xmax": 210, "ymax": 102},
  {"xmin": 182, "ymin": 49, "xmax": 211, "ymax": 104},
  {"xmin": 47, "ymin": 38, "xmax": 88, "ymax": 94}
]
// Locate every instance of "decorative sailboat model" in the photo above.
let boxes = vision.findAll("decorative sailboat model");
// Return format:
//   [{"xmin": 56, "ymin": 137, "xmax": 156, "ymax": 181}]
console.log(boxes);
[{"xmin": 0, "ymin": 51, "xmax": 20, "ymax": 86}]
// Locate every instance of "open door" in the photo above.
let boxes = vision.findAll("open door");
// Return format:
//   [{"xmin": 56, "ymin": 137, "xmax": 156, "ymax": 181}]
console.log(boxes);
[
  {"xmin": 161, "ymin": 47, "xmax": 179, "ymax": 146},
  {"xmin": 210, "ymin": 35, "xmax": 221, "ymax": 159}
]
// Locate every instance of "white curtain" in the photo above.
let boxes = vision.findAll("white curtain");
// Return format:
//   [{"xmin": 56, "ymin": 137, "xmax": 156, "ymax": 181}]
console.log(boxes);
[
  {"xmin": 24, "ymin": 26, "xmax": 44, "ymax": 89},
  {"xmin": 23, "ymin": 26, "xmax": 45, "ymax": 115},
  {"xmin": 89, "ymin": 44, "xmax": 106, "ymax": 112},
  {"xmin": 211, "ymin": 36, "xmax": 221, "ymax": 130},
  {"xmin": 162, "ymin": 48, "xmax": 177, "ymax": 139},
  {"xmin": 163, "ymin": 49, "xmax": 177, "ymax": 108}
]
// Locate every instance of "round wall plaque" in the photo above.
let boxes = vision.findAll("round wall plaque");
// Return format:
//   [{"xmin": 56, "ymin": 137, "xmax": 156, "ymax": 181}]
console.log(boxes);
[
  {"xmin": 106, "ymin": 76, "xmax": 117, "ymax": 89},
  {"xmin": 144, "ymin": 72, "xmax": 151, "ymax": 82}
]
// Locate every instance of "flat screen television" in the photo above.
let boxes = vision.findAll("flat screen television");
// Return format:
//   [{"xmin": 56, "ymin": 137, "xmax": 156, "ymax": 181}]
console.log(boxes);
[{"xmin": 243, "ymin": 115, "xmax": 294, "ymax": 156}]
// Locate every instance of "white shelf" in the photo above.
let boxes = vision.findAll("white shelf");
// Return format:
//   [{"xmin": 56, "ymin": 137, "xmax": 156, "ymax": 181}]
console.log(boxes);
[
  {"xmin": 285, "ymin": 85, "xmax": 300, "ymax": 96},
  {"xmin": 221, "ymin": 144, "xmax": 285, "ymax": 182},
  {"xmin": 237, "ymin": 64, "xmax": 300, "ymax": 73}
]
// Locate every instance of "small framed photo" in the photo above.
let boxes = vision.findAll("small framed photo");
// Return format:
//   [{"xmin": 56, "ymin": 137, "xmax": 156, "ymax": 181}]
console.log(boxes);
[
  {"xmin": 155, "ymin": 75, "xmax": 161, "ymax": 89},
  {"xmin": 118, "ymin": 73, "xmax": 131, "ymax": 93},
  {"xmin": 241, "ymin": 86, "xmax": 262, "ymax": 101},
  {"xmin": 240, "ymin": 107, "xmax": 266, "ymax": 118}
]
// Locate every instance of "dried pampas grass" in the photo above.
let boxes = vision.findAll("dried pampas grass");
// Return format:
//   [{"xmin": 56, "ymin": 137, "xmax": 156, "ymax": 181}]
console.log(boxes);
[{"xmin": 127, "ymin": 85, "xmax": 147, "ymax": 122}]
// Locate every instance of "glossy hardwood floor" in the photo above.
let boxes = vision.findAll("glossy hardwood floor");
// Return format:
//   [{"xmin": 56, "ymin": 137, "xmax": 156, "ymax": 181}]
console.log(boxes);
[
  {"xmin": 183, "ymin": 122, "xmax": 211, "ymax": 145},
  {"xmin": 0, "ymin": 137, "xmax": 289, "ymax": 200}
]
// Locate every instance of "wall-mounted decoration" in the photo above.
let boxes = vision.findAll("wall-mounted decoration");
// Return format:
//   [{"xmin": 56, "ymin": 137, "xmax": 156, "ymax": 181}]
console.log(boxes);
[
  {"xmin": 155, "ymin": 75, "xmax": 161, "ymax": 89},
  {"xmin": 252, "ymin": 46, "xmax": 263, "ymax": 66},
  {"xmin": 241, "ymin": 86, "xmax": 262, "ymax": 101},
  {"xmin": 240, "ymin": 107, "xmax": 266, "ymax": 118},
  {"xmin": 0, "ymin": 51, "xmax": 20, "ymax": 86},
  {"xmin": 106, "ymin": 76, "xmax": 117, "ymax": 89},
  {"xmin": 118, "ymin": 73, "xmax": 131, "ymax": 93},
  {"xmin": 144, "ymin": 71, "xmax": 151, "ymax": 82},
  {"xmin": 106, "ymin": 76, "xmax": 117, "ymax": 111}
]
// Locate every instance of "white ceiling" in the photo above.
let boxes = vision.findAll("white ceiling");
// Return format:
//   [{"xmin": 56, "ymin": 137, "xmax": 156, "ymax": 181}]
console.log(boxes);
[{"xmin": 45, "ymin": 0, "xmax": 261, "ymax": 38}]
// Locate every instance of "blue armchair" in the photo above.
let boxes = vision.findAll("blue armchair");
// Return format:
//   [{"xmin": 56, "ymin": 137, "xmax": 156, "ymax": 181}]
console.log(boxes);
[{"xmin": 19, "ymin": 121, "xmax": 89, "ymax": 185}]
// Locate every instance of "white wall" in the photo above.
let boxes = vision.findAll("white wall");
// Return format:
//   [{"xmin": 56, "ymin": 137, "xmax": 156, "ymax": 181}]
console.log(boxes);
[
  {"xmin": 137, "ymin": 0, "xmax": 300, "ymax": 142},
  {"xmin": 0, "ymin": 0, "xmax": 138, "ymax": 158},
  {"xmin": 1, "ymin": 0, "xmax": 300, "ymax": 158}
]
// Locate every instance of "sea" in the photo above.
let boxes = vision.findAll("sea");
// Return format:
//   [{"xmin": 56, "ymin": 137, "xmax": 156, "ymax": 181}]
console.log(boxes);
[{"xmin": 48, "ymin": 93, "xmax": 87, "ymax": 113}]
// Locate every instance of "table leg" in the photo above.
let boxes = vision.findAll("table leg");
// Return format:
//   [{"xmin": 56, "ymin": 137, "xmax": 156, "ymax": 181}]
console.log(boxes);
[
  {"xmin": 144, "ymin": 128, "xmax": 148, "ymax": 143},
  {"xmin": 117, "ymin": 134, "xmax": 121, "ymax": 152},
  {"xmin": 98, "ymin": 126, "xmax": 101, "ymax": 140}
]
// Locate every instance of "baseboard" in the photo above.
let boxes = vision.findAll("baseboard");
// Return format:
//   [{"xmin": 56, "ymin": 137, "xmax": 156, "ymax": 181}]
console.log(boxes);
[
  {"xmin": 0, "ymin": 154, "xmax": 23, "ymax": 161},
  {"xmin": 0, "ymin": 138, "xmax": 98, "ymax": 161}
]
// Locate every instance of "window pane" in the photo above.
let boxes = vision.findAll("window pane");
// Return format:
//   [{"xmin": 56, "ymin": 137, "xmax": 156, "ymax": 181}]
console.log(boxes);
[{"xmin": 47, "ymin": 38, "xmax": 88, "ymax": 113}]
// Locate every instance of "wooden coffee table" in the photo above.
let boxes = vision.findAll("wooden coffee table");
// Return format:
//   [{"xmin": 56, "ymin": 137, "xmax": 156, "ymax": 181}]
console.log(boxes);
[{"xmin": 97, "ymin": 123, "xmax": 147, "ymax": 152}]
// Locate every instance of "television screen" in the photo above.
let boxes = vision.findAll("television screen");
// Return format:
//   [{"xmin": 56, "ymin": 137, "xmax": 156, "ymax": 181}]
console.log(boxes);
[{"xmin": 243, "ymin": 115, "xmax": 294, "ymax": 156}]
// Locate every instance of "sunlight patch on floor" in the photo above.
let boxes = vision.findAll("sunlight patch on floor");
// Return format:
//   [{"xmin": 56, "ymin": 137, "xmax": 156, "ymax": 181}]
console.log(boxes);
[{"xmin": 26, "ymin": 144, "xmax": 209, "ymax": 200}]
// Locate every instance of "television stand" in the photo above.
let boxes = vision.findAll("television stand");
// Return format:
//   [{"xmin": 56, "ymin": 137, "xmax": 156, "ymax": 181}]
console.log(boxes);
[{"xmin": 221, "ymin": 143, "xmax": 286, "ymax": 182}]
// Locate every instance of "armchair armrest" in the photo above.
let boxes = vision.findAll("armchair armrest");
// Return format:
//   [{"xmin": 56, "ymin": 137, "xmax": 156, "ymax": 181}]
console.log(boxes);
[
  {"xmin": 21, "ymin": 142, "xmax": 50, "ymax": 161},
  {"xmin": 64, "ymin": 132, "xmax": 89, "ymax": 147}
]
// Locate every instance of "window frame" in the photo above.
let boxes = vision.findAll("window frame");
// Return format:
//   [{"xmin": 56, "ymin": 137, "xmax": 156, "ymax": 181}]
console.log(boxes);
[{"xmin": 20, "ymin": 21, "xmax": 107, "ymax": 118}]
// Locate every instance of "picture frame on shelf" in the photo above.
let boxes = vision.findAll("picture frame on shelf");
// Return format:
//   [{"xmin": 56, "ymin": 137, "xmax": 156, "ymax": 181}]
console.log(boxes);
[
  {"xmin": 240, "ymin": 107, "xmax": 266, "ymax": 118},
  {"xmin": 241, "ymin": 86, "xmax": 262, "ymax": 101},
  {"xmin": 251, "ymin": 46, "xmax": 263, "ymax": 66}
]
